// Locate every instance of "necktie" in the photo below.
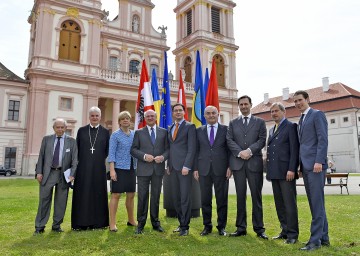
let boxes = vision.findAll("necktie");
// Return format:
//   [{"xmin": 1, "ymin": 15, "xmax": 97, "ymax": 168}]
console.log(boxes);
[
  {"xmin": 244, "ymin": 116, "xmax": 248, "ymax": 126},
  {"xmin": 209, "ymin": 125, "xmax": 215, "ymax": 146},
  {"xmin": 299, "ymin": 114, "xmax": 305, "ymax": 131},
  {"xmin": 150, "ymin": 127, "xmax": 155, "ymax": 145},
  {"xmin": 52, "ymin": 137, "xmax": 61, "ymax": 167},
  {"xmin": 172, "ymin": 123, "xmax": 179, "ymax": 140},
  {"xmin": 274, "ymin": 124, "xmax": 278, "ymax": 133}
]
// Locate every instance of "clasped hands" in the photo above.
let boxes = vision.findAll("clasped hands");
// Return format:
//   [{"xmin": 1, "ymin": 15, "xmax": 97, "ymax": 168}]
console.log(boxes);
[
  {"xmin": 144, "ymin": 154, "xmax": 164, "ymax": 163},
  {"xmin": 238, "ymin": 149, "xmax": 251, "ymax": 160}
]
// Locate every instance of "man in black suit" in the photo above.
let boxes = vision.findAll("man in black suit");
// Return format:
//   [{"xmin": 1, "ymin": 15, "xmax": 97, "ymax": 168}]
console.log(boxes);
[
  {"xmin": 131, "ymin": 110, "xmax": 169, "ymax": 234},
  {"xmin": 167, "ymin": 103, "xmax": 196, "ymax": 236},
  {"xmin": 266, "ymin": 102, "xmax": 299, "ymax": 244},
  {"xmin": 226, "ymin": 95, "xmax": 268, "ymax": 239},
  {"xmin": 194, "ymin": 106, "xmax": 231, "ymax": 236}
]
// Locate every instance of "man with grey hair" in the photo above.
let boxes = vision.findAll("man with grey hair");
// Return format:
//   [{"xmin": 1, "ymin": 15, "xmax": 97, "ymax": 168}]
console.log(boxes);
[
  {"xmin": 34, "ymin": 118, "xmax": 78, "ymax": 235},
  {"xmin": 72, "ymin": 106, "xmax": 110, "ymax": 230},
  {"xmin": 131, "ymin": 109, "xmax": 169, "ymax": 234},
  {"xmin": 266, "ymin": 102, "xmax": 299, "ymax": 244}
]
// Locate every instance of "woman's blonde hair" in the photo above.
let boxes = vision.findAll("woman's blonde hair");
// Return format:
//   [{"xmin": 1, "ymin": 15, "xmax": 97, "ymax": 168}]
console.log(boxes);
[{"xmin": 118, "ymin": 111, "xmax": 131, "ymax": 122}]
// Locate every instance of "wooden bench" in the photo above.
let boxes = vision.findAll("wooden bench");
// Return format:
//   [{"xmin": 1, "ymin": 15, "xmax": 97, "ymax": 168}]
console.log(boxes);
[{"xmin": 297, "ymin": 172, "xmax": 349, "ymax": 195}]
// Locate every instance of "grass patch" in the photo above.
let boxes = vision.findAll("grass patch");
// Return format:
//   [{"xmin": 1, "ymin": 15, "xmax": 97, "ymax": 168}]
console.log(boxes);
[{"xmin": 0, "ymin": 179, "xmax": 359, "ymax": 255}]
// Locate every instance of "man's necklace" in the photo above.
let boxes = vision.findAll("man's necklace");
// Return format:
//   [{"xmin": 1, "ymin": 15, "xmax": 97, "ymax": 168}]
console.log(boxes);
[{"xmin": 89, "ymin": 126, "xmax": 99, "ymax": 154}]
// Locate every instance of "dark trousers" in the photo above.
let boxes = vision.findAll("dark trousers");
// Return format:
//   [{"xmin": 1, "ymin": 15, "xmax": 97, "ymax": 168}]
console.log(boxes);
[
  {"xmin": 137, "ymin": 174, "xmax": 163, "ymax": 228},
  {"xmin": 271, "ymin": 179, "xmax": 299, "ymax": 239},
  {"xmin": 302, "ymin": 169, "xmax": 329, "ymax": 245},
  {"xmin": 170, "ymin": 170, "xmax": 192, "ymax": 230},
  {"xmin": 199, "ymin": 167, "xmax": 229, "ymax": 230},
  {"xmin": 35, "ymin": 170, "xmax": 69, "ymax": 230},
  {"xmin": 233, "ymin": 164, "xmax": 265, "ymax": 234}
]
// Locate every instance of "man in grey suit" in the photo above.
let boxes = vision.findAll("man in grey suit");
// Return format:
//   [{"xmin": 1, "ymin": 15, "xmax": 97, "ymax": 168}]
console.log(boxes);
[
  {"xmin": 34, "ymin": 118, "xmax": 78, "ymax": 235},
  {"xmin": 131, "ymin": 110, "xmax": 169, "ymax": 234},
  {"xmin": 167, "ymin": 103, "xmax": 196, "ymax": 236},
  {"xmin": 227, "ymin": 95, "xmax": 268, "ymax": 239},
  {"xmin": 294, "ymin": 90, "xmax": 329, "ymax": 251},
  {"xmin": 194, "ymin": 106, "xmax": 232, "ymax": 236},
  {"xmin": 266, "ymin": 102, "xmax": 299, "ymax": 244}
]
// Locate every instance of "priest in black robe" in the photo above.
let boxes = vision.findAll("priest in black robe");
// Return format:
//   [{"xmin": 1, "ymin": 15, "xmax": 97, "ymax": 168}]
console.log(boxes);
[{"xmin": 71, "ymin": 106, "xmax": 110, "ymax": 230}]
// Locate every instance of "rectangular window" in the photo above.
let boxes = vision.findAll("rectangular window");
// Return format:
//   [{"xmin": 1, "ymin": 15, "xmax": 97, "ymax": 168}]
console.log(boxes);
[
  {"xmin": 5, "ymin": 147, "xmax": 16, "ymax": 169},
  {"xmin": 59, "ymin": 97, "xmax": 73, "ymax": 111},
  {"xmin": 109, "ymin": 56, "xmax": 118, "ymax": 71},
  {"xmin": 150, "ymin": 64, "xmax": 159, "ymax": 76},
  {"xmin": 330, "ymin": 119, "xmax": 335, "ymax": 124},
  {"xmin": 343, "ymin": 117, "xmax": 349, "ymax": 122},
  {"xmin": 186, "ymin": 10, "xmax": 192, "ymax": 36},
  {"xmin": 211, "ymin": 7, "xmax": 221, "ymax": 33},
  {"xmin": 8, "ymin": 100, "xmax": 20, "ymax": 121}
]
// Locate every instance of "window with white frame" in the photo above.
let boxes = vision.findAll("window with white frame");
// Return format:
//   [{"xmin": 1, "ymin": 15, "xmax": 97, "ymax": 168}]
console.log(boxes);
[
  {"xmin": 109, "ymin": 56, "xmax": 118, "ymax": 71},
  {"xmin": 8, "ymin": 100, "xmax": 20, "ymax": 121}
]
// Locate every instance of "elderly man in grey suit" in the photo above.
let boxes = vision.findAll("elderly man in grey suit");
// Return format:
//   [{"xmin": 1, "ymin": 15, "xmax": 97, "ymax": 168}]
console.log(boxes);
[
  {"xmin": 34, "ymin": 118, "xmax": 78, "ymax": 235},
  {"xmin": 167, "ymin": 103, "xmax": 196, "ymax": 236},
  {"xmin": 131, "ymin": 110, "xmax": 169, "ymax": 234},
  {"xmin": 227, "ymin": 95, "xmax": 268, "ymax": 239},
  {"xmin": 294, "ymin": 90, "xmax": 329, "ymax": 251},
  {"xmin": 266, "ymin": 102, "xmax": 299, "ymax": 244},
  {"xmin": 194, "ymin": 106, "xmax": 232, "ymax": 236}
]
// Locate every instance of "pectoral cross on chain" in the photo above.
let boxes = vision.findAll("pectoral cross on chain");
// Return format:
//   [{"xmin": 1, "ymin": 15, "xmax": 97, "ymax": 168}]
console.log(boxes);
[{"xmin": 90, "ymin": 147, "xmax": 95, "ymax": 154}]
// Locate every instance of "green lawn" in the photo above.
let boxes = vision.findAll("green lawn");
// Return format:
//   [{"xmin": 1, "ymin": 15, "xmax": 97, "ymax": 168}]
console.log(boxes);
[{"xmin": 0, "ymin": 179, "xmax": 359, "ymax": 256}]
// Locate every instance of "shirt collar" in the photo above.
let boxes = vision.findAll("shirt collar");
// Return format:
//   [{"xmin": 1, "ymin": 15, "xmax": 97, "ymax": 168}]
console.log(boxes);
[
  {"xmin": 174, "ymin": 119, "xmax": 185, "ymax": 126},
  {"xmin": 207, "ymin": 123, "xmax": 218, "ymax": 128},
  {"xmin": 241, "ymin": 113, "xmax": 252, "ymax": 119},
  {"xmin": 302, "ymin": 107, "xmax": 311, "ymax": 115},
  {"xmin": 147, "ymin": 124, "xmax": 156, "ymax": 131},
  {"xmin": 90, "ymin": 124, "xmax": 100, "ymax": 128}
]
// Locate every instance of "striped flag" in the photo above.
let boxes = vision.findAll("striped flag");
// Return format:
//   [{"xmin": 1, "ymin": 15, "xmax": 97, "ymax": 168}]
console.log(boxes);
[
  {"xmin": 151, "ymin": 68, "xmax": 161, "ymax": 124},
  {"xmin": 135, "ymin": 60, "xmax": 154, "ymax": 129},
  {"xmin": 191, "ymin": 50, "xmax": 206, "ymax": 127},
  {"xmin": 177, "ymin": 70, "xmax": 189, "ymax": 121}
]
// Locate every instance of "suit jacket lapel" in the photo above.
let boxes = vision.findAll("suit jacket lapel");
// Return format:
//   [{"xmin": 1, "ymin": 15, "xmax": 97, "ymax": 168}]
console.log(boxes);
[
  {"xmin": 62, "ymin": 135, "xmax": 68, "ymax": 161},
  {"xmin": 212, "ymin": 124, "xmax": 224, "ymax": 146},
  {"xmin": 246, "ymin": 116, "xmax": 255, "ymax": 131},
  {"xmin": 299, "ymin": 109, "xmax": 312, "ymax": 138}
]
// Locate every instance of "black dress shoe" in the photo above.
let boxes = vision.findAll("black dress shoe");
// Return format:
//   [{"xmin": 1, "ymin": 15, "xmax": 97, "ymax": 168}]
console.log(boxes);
[
  {"xmin": 153, "ymin": 226, "xmax": 165, "ymax": 232},
  {"xmin": 299, "ymin": 243, "xmax": 321, "ymax": 251},
  {"xmin": 179, "ymin": 229, "xmax": 189, "ymax": 236},
  {"xmin": 321, "ymin": 240, "xmax": 330, "ymax": 246},
  {"xmin": 200, "ymin": 228, "xmax": 212, "ymax": 236},
  {"xmin": 52, "ymin": 227, "xmax": 64, "ymax": 233},
  {"xmin": 257, "ymin": 232, "xmax": 269, "ymax": 240},
  {"xmin": 134, "ymin": 227, "xmax": 143, "ymax": 234},
  {"xmin": 173, "ymin": 226, "xmax": 181, "ymax": 233},
  {"xmin": 230, "ymin": 230, "xmax": 247, "ymax": 237},
  {"xmin": 127, "ymin": 222, "xmax": 137, "ymax": 227},
  {"xmin": 285, "ymin": 238, "xmax": 297, "ymax": 244},
  {"xmin": 218, "ymin": 228, "xmax": 227, "ymax": 236},
  {"xmin": 33, "ymin": 229, "xmax": 44, "ymax": 235},
  {"xmin": 272, "ymin": 233, "xmax": 287, "ymax": 240}
]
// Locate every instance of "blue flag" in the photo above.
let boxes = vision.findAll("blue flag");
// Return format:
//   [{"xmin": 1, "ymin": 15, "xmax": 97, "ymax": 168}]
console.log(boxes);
[
  {"xmin": 204, "ymin": 68, "xmax": 209, "ymax": 101},
  {"xmin": 159, "ymin": 51, "xmax": 172, "ymax": 129}
]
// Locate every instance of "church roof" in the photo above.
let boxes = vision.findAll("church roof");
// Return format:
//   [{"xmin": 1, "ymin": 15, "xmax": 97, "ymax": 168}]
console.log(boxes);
[
  {"xmin": 252, "ymin": 83, "xmax": 360, "ymax": 121},
  {"xmin": 131, "ymin": 0, "xmax": 154, "ymax": 8},
  {"xmin": 0, "ymin": 62, "xmax": 25, "ymax": 82}
]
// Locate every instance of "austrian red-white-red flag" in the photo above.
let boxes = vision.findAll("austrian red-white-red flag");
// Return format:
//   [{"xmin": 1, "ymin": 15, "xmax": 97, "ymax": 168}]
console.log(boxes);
[
  {"xmin": 177, "ymin": 70, "xmax": 189, "ymax": 121},
  {"xmin": 135, "ymin": 60, "xmax": 154, "ymax": 129}
]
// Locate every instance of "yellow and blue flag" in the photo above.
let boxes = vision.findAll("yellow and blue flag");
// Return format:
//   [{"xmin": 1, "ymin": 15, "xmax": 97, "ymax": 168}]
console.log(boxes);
[
  {"xmin": 151, "ymin": 68, "xmax": 161, "ymax": 124},
  {"xmin": 191, "ymin": 50, "xmax": 206, "ymax": 127}
]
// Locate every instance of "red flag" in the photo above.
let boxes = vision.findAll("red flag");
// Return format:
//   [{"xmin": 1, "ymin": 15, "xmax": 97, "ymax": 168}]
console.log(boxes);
[
  {"xmin": 177, "ymin": 70, "xmax": 189, "ymax": 121},
  {"xmin": 135, "ymin": 60, "xmax": 154, "ymax": 129},
  {"xmin": 205, "ymin": 59, "xmax": 220, "ymax": 111}
]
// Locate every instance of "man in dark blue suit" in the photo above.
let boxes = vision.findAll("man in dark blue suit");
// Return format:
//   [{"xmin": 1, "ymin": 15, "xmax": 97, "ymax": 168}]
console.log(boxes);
[
  {"xmin": 266, "ymin": 102, "xmax": 299, "ymax": 244},
  {"xmin": 293, "ymin": 90, "xmax": 329, "ymax": 251},
  {"xmin": 194, "ymin": 106, "xmax": 232, "ymax": 236}
]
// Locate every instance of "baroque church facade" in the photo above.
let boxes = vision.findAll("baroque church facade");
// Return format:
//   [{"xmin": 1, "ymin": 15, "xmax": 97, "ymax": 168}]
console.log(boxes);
[{"xmin": 1, "ymin": 0, "xmax": 239, "ymax": 175}]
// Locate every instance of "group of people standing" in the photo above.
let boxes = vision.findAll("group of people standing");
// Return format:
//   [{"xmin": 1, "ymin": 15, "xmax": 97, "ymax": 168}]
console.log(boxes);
[{"xmin": 34, "ymin": 90, "xmax": 329, "ymax": 252}]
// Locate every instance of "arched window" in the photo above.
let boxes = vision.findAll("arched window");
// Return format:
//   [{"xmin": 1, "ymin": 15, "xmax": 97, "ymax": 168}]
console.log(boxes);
[
  {"xmin": 132, "ymin": 15, "xmax": 140, "ymax": 33},
  {"xmin": 150, "ymin": 64, "xmax": 159, "ymax": 76},
  {"xmin": 184, "ymin": 57, "xmax": 192, "ymax": 83},
  {"xmin": 213, "ymin": 54, "xmax": 225, "ymax": 87},
  {"xmin": 59, "ymin": 20, "xmax": 81, "ymax": 62},
  {"xmin": 129, "ymin": 60, "xmax": 140, "ymax": 74}
]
